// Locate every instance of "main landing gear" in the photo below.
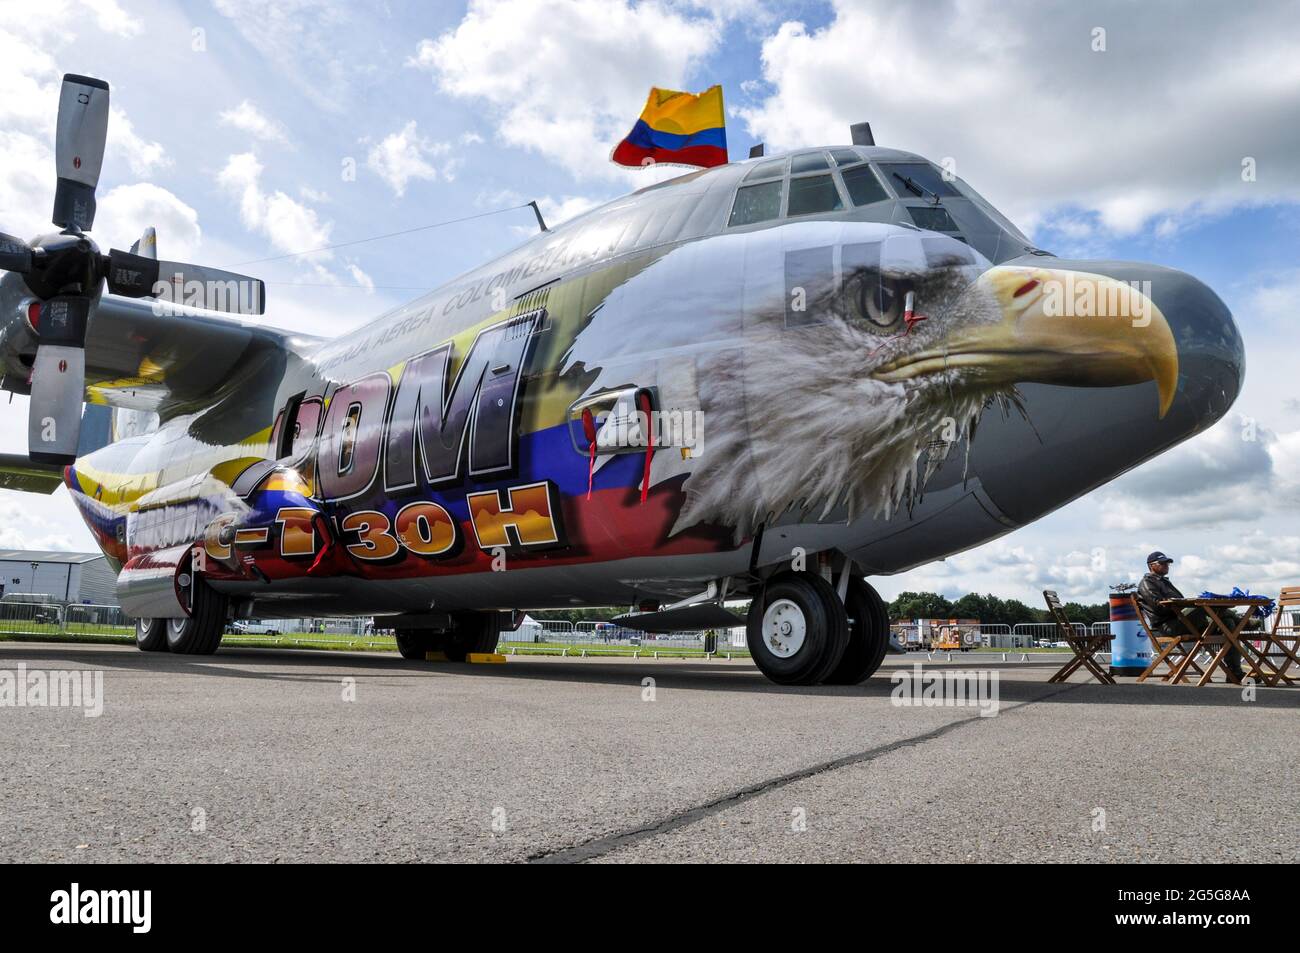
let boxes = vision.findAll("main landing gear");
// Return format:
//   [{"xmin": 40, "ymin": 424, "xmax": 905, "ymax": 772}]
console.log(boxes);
[
  {"xmin": 747, "ymin": 571, "xmax": 890, "ymax": 686},
  {"xmin": 133, "ymin": 577, "xmax": 229, "ymax": 655},
  {"xmin": 395, "ymin": 611, "xmax": 502, "ymax": 662}
]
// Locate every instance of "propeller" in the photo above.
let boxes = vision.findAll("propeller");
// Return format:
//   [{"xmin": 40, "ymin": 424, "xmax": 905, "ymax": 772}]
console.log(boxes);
[
  {"xmin": 53, "ymin": 74, "xmax": 109, "ymax": 232},
  {"xmin": 0, "ymin": 232, "xmax": 33, "ymax": 273},
  {"xmin": 0, "ymin": 74, "xmax": 267, "ymax": 465}
]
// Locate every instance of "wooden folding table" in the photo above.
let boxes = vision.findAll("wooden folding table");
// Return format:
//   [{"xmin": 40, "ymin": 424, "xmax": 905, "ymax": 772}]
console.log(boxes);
[{"xmin": 1160, "ymin": 596, "xmax": 1294, "ymax": 687}]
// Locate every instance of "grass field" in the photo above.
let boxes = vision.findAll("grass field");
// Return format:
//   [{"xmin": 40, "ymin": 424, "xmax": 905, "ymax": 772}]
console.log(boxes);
[
  {"xmin": 500, "ymin": 641, "xmax": 746, "ymax": 658},
  {"xmin": 0, "ymin": 629, "xmax": 1077, "ymax": 658}
]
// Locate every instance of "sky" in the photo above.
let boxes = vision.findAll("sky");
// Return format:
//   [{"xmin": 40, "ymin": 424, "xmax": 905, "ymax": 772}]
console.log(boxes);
[{"xmin": 0, "ymin": 0, "xmax": 1298, "ymax": 606}]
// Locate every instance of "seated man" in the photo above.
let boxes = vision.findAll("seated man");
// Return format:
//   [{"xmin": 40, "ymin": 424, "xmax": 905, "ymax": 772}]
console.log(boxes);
[{"xmin": 1137, "ymin": 551, "xmax": 1243, "ymax": 679}]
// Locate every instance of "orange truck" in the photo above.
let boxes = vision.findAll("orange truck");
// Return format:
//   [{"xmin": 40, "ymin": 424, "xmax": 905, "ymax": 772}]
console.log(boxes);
[{"xmin": 918, "ymin": 619, "xmax": 982, "ymax": 651}]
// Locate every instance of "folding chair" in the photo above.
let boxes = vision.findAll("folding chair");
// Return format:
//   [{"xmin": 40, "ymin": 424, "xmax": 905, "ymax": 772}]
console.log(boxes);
[
  {"xmin": 1043, "ymin": 589, "xmax": 1114, "ymax": 684},
  {"xmin": 1131, "ymin": 594, "xmax": 1205, "ymax": 683},
  {"xmin": 1247, "ymin": 586, "xmax": 1300, "ymax": 686}
]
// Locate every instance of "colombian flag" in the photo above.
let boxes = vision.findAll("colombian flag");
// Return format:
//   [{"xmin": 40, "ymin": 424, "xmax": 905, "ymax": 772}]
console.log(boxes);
[{"xmin": 612, "ymin": 85, "xmax": 727, "ymax": 169}]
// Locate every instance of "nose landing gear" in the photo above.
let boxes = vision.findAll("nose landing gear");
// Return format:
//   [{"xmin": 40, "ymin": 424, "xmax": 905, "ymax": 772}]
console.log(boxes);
[{"xmin": 747, "ymin": 570, "xmax": 889, "ymax": 686}]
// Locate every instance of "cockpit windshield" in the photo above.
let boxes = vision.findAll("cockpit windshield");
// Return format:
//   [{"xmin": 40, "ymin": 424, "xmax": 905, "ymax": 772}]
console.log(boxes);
[{"xmin": 880, "ymin": 163, "xmax": 960, "ymax": 201}]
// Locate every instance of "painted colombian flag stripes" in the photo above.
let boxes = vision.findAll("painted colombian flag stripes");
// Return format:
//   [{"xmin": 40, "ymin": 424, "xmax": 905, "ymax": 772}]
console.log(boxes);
[{"xmin": 611, "ymin": 85, "xmax": 727, "ymax": 169}]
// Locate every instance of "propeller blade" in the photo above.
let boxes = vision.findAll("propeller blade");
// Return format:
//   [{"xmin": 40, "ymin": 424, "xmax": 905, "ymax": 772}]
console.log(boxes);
[
  {"xmin": 0, "ymin": 232, "xmax": 33, "ymax": 273},
  {"xmin": 105, "ymin": 248, "xmax": 160, "ymax": 298},
  {"xmin": 27, "ymin": 296, "xmax": 90, "ymax": 465},
  {"xmin": 129, "ymin": 225, "xmax": 157, "ymax": 259},
  {"xmin": 53, "ymin": 74, "xmax": 110, "ymax": 231},
  {"xmin": 158, "ymin": 261, "xmax": 265, "ymax": 315},
  {"xmin": 109, "ymin": 254, "xmax": 264, "ymax": 315}
]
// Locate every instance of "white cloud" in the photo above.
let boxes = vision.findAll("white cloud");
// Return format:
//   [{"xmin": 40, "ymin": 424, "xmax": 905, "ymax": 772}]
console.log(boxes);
[
  {"xmin": 216, "ymin": 152, "xmax": 375, "ymax": 294},
  {"xmin": 82, "ymin": 0, "xmax": 141, "ymax": 38},
  {"xmin": 509, "ymin": 193, "xmax": 606, "ymax": 236},
  {"xmin": 109, "ymin": 107, "xmax": 169, "ymax": 177},
  {"xmin": 96, "ymin": 183, "xmax": 201, "ymax": 262},
  {"xmin": 346, "ymin": 262, "xmax": 375, "ymax": 293},
  {"xmin": 219, "ymin": 100, "xmax": 291, "ymax": 147},
  {"xmin": 212, "ymin": 0, "xmax": 358, "ymax": 113},
  {"xmin": 364, "ymin": 121, "xmax": 448, "ymax": 197},
  {"xmin": 218, "ymin": 151, "xmax": 330, "ymax": 261},
  {"xmin": 414, "ymin": 0, "xmax": 721, "ymax": 181},
  {"xmin": 537, "ymin": 194, "xmax": 603, "ymax": 226},
  {"xmin": 0, "ymin": 6, "xmax": 166, "ymax": 240},
  {"xmin": 0, "ymin": 130, "xmax": 57, "ymax": 239},
  {"xmin": 736, "ymin": 0, "xmax": 1300, "ymax": 239}
]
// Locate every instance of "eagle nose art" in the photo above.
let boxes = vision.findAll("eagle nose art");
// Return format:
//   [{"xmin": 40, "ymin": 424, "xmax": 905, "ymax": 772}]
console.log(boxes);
[{"xmin": 967, "ymin": 261, "xmax": 1244, "ymax": 526}]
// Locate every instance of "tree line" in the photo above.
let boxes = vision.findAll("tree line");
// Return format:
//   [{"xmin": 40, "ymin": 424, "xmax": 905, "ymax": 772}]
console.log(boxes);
[
  {"xmin": 531, "ymin": 590, "xmax": 1112, "ymax": 628},
  {"xmin": 887, "ymin": 591, "xmax": 1111, "ymax": 627}
]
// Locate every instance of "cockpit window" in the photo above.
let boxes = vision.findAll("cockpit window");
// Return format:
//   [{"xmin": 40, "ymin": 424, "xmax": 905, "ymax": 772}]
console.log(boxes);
[
  {"xmin": 829, "ymin": 148, "xmax": 863, "ymax": 167},
  {"xmin": 787, "ymin": 174, "xmax": 844, "ymax": 216},
  {"xmin": 908, "ymin": 205, "xmax": 959, "ymax": 232},
  {"xmin": 841, "ymin": 164, "xmax": 889, "ymax": 207},
  {"xmin": 789, "ymin": 151, "xmax": 830, "ymax": 174},
  {"xmin": 881, "ymin": 162, "xmax": 960, "ymax": 200},
  {"xmin": 743, "ymin": 157, "xmax": 786, "ymax": 182},
  {"xmin": 729, "ymin": 180, "xmax": 784, "ymax": 226}
]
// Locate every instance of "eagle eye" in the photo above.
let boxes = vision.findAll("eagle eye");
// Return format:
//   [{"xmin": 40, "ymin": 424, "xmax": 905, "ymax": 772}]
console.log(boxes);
[{"xmin": 848, "ymin": 270, "xmax": 912, "ymax": 333}]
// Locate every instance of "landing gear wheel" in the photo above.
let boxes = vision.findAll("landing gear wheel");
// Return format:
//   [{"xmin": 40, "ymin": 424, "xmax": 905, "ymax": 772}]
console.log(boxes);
[
  {"xmin": 165, "ymin": 579, "xmax": 228, "ymax": 655},
  {"xmin": 823, "ymin": 577, "xmax": 890, "ymax": 684},
  {"xmin": 746, "ymin": 573, "xmax": 848, "ymax": 685},
  {"xmin": 135, "ymin": 618, "xmax": 169, "ymax": 652},
  {"xmin": 394, "ymin": 628, "xmax": 445, "ymax": 660},
  {"xmin": 444, "ymin": 611, "xmax": 502, "ymax": 662}
]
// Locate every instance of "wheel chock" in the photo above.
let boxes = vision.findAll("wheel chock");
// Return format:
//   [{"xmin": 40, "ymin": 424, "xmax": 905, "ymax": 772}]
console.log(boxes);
[
  {"xmin": 468, "ymin": 652, "xmax": 506, "ymax": 664},
  {"xmin": 424, "ymin": 650, "xmax": 449, "ymax": 662}
]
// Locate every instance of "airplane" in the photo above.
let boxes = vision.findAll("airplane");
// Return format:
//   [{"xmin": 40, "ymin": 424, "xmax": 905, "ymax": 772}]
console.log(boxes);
[{"xmin": 0, "ymin": 75, "xmax": 1243, "ymax": 685}]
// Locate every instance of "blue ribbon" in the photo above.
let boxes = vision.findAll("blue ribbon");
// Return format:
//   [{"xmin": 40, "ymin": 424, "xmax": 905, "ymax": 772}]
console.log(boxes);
[{"xmin": 1197, "ymin": 587, "xmax": 1275, "ymax": 618}]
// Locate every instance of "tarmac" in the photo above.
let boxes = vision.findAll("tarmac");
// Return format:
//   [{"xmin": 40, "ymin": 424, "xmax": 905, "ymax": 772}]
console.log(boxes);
[{"xmin": 1, "ymin": 642, "xmax": 1295, "ymax": 863}]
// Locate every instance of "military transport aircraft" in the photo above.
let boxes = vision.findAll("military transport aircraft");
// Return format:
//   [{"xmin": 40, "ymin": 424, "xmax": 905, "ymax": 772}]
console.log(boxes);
[{"xmin": 0, "ymin": 75, "xmax": 1243, "ymax": 684}]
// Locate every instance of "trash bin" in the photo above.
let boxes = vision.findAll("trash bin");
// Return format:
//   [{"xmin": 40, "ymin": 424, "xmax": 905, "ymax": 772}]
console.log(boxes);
[
  {"xmin": 703, "ymin": 630, "xmax": 717, "ymax": 654},
  {"xmin": 1108, "ymin": 590, "xmax": 1148, "ymax": 676}
]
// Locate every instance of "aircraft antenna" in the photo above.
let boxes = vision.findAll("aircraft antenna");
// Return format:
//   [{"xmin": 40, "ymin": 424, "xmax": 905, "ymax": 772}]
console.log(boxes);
[{"xmin": 528, "ymin": 200, "xmax": 549, "ymax": 232}]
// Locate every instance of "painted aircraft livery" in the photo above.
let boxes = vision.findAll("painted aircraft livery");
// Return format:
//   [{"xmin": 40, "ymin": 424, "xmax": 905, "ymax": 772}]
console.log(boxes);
[{"xmin": 0, "ymin": 75, "xmax": 1243, "ymax": 684}]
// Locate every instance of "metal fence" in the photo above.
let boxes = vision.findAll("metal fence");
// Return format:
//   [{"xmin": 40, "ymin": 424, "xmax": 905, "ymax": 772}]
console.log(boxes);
[
  {"xmin": 0, "ymin": 600, "xmax": 68, "ymax": 631},
  {"xmin": 501, "ymin": 619, "xmax": 748, "ymax": 654},
  {"xmin": 223, "ymin": 617, "xmax": 393, "ymax": 648},
  {"xmin": 0, "ymin": 605, "xmax": 1130, "ymax": 659},
  {"xmin": 65, "ymin": 604, "xmax": 132, "ymax": 634}
]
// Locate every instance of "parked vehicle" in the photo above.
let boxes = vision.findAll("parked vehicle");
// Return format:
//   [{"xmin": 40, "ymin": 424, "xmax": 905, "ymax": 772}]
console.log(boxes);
[{"xmin": 227, "ymin": 620, "xmax": 281, "ymax": 636}]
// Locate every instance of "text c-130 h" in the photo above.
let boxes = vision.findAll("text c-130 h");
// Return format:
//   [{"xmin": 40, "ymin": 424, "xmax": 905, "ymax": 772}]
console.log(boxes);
[{"xmin": 0, "ymin": 74, "xmax": 1243, "ymax": 684}]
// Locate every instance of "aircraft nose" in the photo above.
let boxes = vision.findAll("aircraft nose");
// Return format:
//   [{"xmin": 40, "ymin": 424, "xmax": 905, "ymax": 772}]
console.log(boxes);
[{"xmin": 969, "ymin": 259, "xmax": 1244, "ymax": 526}]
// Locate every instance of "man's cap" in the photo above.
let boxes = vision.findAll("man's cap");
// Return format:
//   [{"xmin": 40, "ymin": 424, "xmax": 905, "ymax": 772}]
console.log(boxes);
[{"xmin": 1146, "ymin": 551, "xmax": 1174, "ymax": 564}]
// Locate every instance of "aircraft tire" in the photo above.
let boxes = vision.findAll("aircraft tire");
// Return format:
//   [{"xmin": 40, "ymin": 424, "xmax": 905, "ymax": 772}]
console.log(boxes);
[
  {"xmin": 823, "ymin": 577, "xmax": 890, "ymax": 684},
  {"xmin": 165, "ymin": 580, "xmax": 228, "ymax": 655},
  {"xmin": 746, "ymin": 573, "xmax": 848, "ymax": 685},
  {"xmin": 135, "ymin": 618, "xmax": 169, "ymax": 652},
  {"xmin": 394, "ymin": 628, "xmax": 444, "ymax": 660},
  {"xmin": 444, "ymin": 611, "xmax": 502, "ymax": 662}
]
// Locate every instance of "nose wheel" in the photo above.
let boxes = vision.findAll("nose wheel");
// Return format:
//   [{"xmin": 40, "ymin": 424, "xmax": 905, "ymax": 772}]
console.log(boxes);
[
  {"xmin": 822, "ymin": 577, "xmax": 890, "ymax": 684},
  {"xmin": 761, "ymin": 599, "xmax": 807, "ymax": 657},
  {"xmin": 746, "ymin": 573, "xmax": 848, "ymax": 685}
]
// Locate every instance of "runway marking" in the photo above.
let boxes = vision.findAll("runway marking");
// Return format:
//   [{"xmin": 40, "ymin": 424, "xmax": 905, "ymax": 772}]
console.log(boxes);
[{"xmin": 527, "ymin": 680, "xmax": 1087, "ymax": 864}]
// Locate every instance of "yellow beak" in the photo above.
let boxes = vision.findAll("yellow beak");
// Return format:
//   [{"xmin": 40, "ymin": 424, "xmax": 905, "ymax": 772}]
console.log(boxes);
[{"xmin": 873, "ymin": 266, "xmax": 1180, "ymax": 418}]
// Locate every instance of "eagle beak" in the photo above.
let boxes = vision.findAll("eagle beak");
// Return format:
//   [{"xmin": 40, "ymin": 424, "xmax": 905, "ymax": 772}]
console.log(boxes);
[{"xmin": 873, "ymin": 266, "xmax": 1180, "ymax": 418}]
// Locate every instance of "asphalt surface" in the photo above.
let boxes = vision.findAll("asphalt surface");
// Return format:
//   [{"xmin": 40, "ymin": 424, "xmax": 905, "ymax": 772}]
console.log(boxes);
[{"xmin": 1, "ymin": 642, "xmax": 1296, "ymax": 863}]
